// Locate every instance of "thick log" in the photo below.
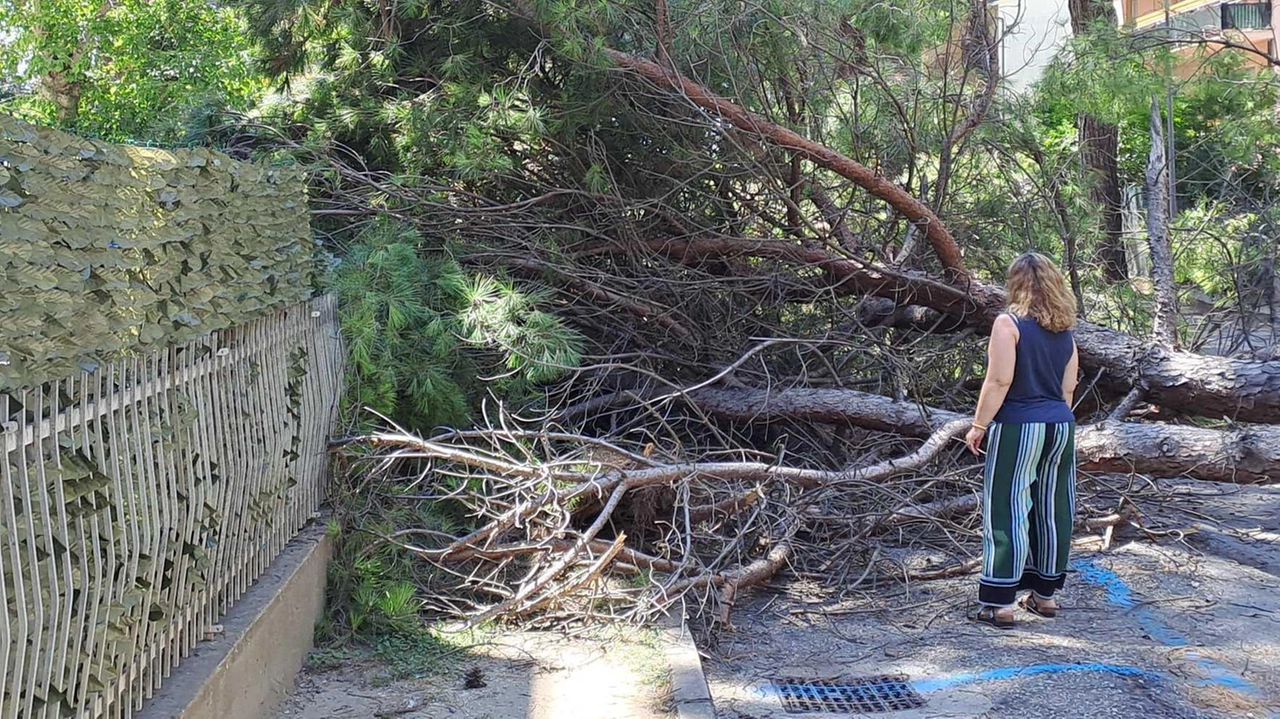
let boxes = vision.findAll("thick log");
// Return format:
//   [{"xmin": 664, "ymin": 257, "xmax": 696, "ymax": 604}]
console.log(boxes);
[
  {"xmin": 1074, "ymin": 420, "xmax": 1280, "ymax": 484},
  {"xmin": 688, "ymin": 386, "xmax": 1280, "ymax": 483}
]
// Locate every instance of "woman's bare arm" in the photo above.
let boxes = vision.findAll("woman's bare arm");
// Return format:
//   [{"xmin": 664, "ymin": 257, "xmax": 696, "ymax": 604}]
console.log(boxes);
[
  {"xmin": 965, "ymin": 315, "xmax": 1018, "ymax": 454},
  {"xmin": 1062, "ymin": 341, "xmax": 1080, "ymax": 407},
  {"xmin": 973, "ymin": 315, "xmax": 1018, "ymax": 427}
]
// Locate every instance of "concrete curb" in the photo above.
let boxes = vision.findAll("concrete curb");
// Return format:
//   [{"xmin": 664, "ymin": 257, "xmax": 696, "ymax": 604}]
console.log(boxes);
[
  {"xmin": 137, "ymin": 523, "xmax": 332, "ymax": 719},
  {"xmin": 662, "ymin": 615, "xmax": 717, "ymax": 719}
]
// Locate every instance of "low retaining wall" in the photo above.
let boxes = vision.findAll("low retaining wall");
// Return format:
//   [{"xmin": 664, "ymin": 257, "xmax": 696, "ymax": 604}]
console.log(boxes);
[{"xmin": 136, "ymin": 524, "xmax": 331, "ymax": 719}]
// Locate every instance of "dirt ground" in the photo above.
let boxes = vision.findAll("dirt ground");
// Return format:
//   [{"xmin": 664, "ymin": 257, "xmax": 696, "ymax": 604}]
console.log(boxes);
[
  {"xmin": 703, "ymin": 478, "xmax": 1280, "ymax": 718},
  {"xmin": 275, "ymin": 628, "xmax": 675, "ymax": 719}
]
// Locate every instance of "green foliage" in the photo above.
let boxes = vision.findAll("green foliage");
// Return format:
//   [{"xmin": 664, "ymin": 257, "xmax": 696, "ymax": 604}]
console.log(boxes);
[
  {"xmin": 321, "ymin": 513, "xmax": 422, "ymax": 642},
  {"xmin": 0, "ymin": 0, "xmax": 266, "ymax": 143},
  {"xmin": 330, "ymin": 219, "xmax": 582, "ymax": 430},
  {"xmin": 331, "ymin": 221, "xmax": 472, "ymax": 428},
  {"xmin": 1036, "ymin": 24, "xmax": 1162, "ymax": 128},
  {"xmin": 1036, "ymin": 28, "xmax": 1280, "ymax": 203},
  {"xmin": 319, "ymin": 478, "xmax": 484, "ymax": 644},
  {"xmin": 373, "ymin": 629, "xmax": 468, "ymax": 679}
]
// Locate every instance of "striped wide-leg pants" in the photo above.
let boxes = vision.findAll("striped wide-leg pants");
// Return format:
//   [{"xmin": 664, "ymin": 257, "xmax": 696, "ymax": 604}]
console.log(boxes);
[{"xmin": 979, "ymin": 422, "xmax": 1077, "ymax": 608}]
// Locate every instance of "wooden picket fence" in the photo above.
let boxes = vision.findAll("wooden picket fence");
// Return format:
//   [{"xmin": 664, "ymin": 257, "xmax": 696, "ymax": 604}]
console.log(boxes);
[{"xmin": 0, "ymin": 295, "xmax": 344, "ymax": 719}]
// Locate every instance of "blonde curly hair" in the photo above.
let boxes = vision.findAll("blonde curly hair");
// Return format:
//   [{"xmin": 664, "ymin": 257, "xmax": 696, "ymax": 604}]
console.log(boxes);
[{"xmin": 1006, "ymin": 252, "xmax": 1077, "ymax": 332}]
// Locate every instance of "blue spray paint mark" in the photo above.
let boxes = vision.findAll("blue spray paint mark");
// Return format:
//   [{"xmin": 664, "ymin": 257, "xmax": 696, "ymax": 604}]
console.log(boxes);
[
  {"xmin": 1074, "ymin": 557, "xmax": 1265, "ymax": 699},
  {"xmin": 1073, "ymin": 558, "xmax": 1138, "ymax": 607},
  {"xmin": 913, "ymin": 662, "xmax": 1159, "ymax": 693},
  {"xmin": 1073, "ymin": 559, "xmax": 1188, "ymax": 646}
]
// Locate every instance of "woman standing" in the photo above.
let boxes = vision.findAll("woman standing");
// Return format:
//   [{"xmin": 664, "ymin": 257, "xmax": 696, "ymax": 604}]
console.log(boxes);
[{"xmin": 964, "ymin": 253, "xmax": 1080, "ymax": 629}]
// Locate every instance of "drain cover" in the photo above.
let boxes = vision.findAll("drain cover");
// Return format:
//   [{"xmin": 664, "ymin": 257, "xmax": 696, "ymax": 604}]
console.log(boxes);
[{"xmin": 772, "ymin": 675, "xmax": 925, "ymax": 714}]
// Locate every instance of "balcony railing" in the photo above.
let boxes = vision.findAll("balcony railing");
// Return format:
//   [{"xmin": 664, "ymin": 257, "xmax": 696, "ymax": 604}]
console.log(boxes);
[{"xmin": 1222, "ymin": 2, "xmax": 1272, "ymax": 30}]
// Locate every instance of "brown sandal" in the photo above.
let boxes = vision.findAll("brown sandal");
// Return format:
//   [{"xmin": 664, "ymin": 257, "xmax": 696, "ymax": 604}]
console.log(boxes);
[
  {"xmin": 974, "ymin": 606, "xmax": 1015, "ymax": 629},
  {"xmin": 1020, "ymin": 594, "xmax": 1058, "ymax": 618}
]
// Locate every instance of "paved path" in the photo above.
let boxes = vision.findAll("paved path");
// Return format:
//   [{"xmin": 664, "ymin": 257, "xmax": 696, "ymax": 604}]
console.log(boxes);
[{"xmin": 705, "ymin": 480, "xmax": 1280, "ymax": 719}]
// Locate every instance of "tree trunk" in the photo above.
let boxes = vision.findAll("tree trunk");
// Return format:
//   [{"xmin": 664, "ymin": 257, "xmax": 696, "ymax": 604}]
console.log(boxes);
[
  {"xmin": 688, "ymin": 386, "xmax": 1280, "ymax": 483},
  {"xmin": 39, "ymin": 71, "xmax": 82, "ymax": 127},
  {"xmin": 1079, "ymin": 113, "xmax": 1127, "ymax": 281},
  {"xmin": 1146, "ymin": 97, "xmax": 1178, "ymax": 346},
  {"xmin": 1268, "ymin": 240, "xmax": 1280, "ymax": 354},
  {"xmin": 1070, "ymin": 0, "xmax": 1127, "ymax": 281},
  {"xmin": 1074, "ymin": 420, "xmax": 1280, "ymax": 484}
]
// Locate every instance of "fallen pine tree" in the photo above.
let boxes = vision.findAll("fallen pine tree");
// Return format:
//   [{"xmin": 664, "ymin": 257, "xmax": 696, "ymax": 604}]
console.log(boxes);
[
  {"xmin": 245, "ymin": 0, "xmax": 1280, "ymax": 631},
  {"xmin": 540, "ymin": 29, "xmax": 1280, "ymax": 423}
]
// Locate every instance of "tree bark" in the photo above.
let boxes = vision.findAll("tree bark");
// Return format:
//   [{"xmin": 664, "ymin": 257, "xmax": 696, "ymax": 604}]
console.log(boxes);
[
  {"xmin": 1074, "ymin": 420, "xmax": 1280, "ymax": 484},
  {"xmin": 1146, "ymin": 97, "xmax": 1178, "ymax": 346},
  {"xmin": 1079, "ymin": 113, "xmax": 1127, "ymax": 281},
  {"xmin": 1267, "ymin": 239, "xmax": 1280, "ymax": 354},
  {"xmin": 688, "ymin": 386, "xmax": 1280, "ymax": 484},
  {"xmin": 39, "ymin": 71, "xmax": 82, "ymax": 126},
  {"xmin": 1070, "ymin": 0, "xmax": 1127, "ymax": 281}
]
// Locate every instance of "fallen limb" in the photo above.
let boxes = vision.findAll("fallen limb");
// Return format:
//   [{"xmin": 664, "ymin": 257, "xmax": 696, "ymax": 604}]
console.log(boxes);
[
  {"xmin": 689, "ymin": 386, "xmax": 1280, "ymax": 483},
  {"xmin": 341, "ymin": 409, "xmax": 974, "ymax": 627},
  {"xmin": 906, "ymin": 556, "xmax": 981, "ymax": 581},
  {"xmin": 572, "ymin": 234, "xmax": 1280, "ymax": 422},
  {"xmin": 604, "ymin": 49, "xmax": 969, "ymax": 279},
  {"xmin": 716, "ymin": 521, "xmax": 797, "ymax": 625},
  {"xmin": 878, "ymin": 494, "xmax": 979, "ymax": 531}
]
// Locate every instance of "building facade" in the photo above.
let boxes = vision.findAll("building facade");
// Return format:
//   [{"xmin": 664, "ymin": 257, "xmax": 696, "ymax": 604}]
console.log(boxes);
[
  {"xmin": 991, "ymin": 0, "xmax": 1074, "ymax": 92},
  {"xmin": 994, "ymin": 0, "xmax": 1278, "ymax": 90},
  {"xmin": 1123, "ymin": 0, "xmax": 1278, "ymax": 75}
]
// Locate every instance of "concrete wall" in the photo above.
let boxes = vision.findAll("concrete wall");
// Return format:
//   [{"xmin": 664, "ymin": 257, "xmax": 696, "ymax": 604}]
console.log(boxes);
[{"xmin": 137, "ymin": 525, "xmax": 332, "ymax": 719}]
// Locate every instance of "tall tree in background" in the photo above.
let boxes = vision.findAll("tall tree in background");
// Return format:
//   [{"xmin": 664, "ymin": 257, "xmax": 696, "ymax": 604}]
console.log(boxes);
[
  {"xmin": 1146, "ymin": 97, "xmax": 1177, "ymax": 345},
  {"xmin": 1069, "ymin": 0, "xmax": 1127, "ymax": 281},
  {"xmin": 0, "ymin": 0, "xmax": 265, "ymax": 142}
]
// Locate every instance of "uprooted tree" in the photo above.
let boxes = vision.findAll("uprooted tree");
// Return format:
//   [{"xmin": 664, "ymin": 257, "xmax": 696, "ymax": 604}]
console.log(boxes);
[{"xmin": 225, "ymin": 0, "xmax": 1280, "ymax": 628}]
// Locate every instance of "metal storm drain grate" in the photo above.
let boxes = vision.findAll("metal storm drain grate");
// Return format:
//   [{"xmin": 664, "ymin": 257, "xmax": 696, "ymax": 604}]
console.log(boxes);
[{"xmin": 772, "ymin": 675, "xmax": 925, "ymax": 714}]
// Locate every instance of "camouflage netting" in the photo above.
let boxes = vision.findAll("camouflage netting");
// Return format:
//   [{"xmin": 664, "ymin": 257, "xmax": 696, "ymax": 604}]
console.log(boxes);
[{"xmin": 0, "ymin": 115, "xmax": 315, "ymax": 389}]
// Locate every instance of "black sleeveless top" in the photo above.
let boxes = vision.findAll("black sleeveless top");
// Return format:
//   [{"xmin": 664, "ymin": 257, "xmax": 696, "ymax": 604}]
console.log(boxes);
[{"xmin": 993, "ymin": 314, "xmax": 1075, "ymax": 424}]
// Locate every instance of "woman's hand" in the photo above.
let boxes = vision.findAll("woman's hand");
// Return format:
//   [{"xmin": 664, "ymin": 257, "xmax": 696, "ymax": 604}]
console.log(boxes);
[{"xmin": 965, "ymin": 425, "xmax": 987, "ymax": 456}]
